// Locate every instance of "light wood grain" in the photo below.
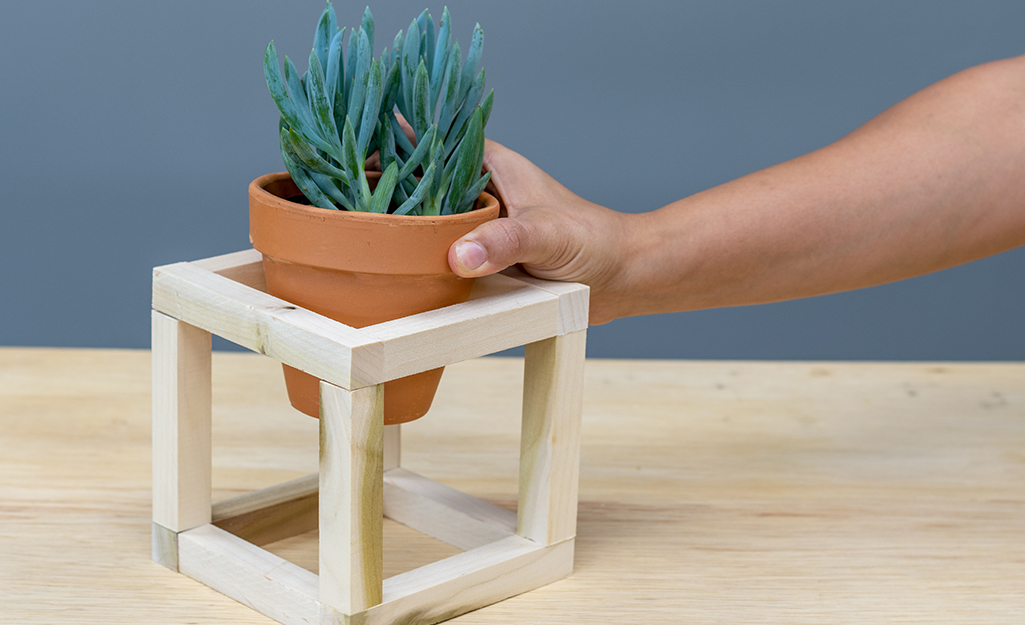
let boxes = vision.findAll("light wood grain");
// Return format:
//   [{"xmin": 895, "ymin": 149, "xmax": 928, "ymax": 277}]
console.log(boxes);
[
  {"xmin": 319, "ymin": 382, "xmax": 385, "ymax": 614},
  {"xmin": 500, "ymin": 268, "xmax": 589, "ymax": 335},
  {"xmin": 190, "ymin": 248, "xmax": 267, "ymax": 291},
  {"xmin": 211, "ymin": 473, "xmax": 319, "ymax": 547},
  {"xmin": 359, "ymin": 282, "xmax": 560, "ymax": 381},
  {"xmin": 153, "ymin": 261, "xmax": 384, "ymax": 390},
  {"xmin": 517, "ymin": 331, "xmax": 586, "ymax": 545},
  {"xmin": 3, "ymin": 348, "xmax": 1025, "ymax": 624},
  {"xmin": 382, "ymin": 468, "xmax": 517, "ymax": 551},
  {"xmin": 384, "ymin": 425, "xmax": 401, "ymax": 471},
  {"xmin": 151, "ymin": 311, "xmax": 212, "ymax": 532},
  {"xmin": 177, "ymin": 523, "xmax": 326, "ymax": 625}
]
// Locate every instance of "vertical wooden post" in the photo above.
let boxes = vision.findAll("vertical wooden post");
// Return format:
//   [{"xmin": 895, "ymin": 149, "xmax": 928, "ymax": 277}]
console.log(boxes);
[
  {"xmin": 517, "ymin": 330, "xmax": 586, "ymax": 545},
  {"xmin": 319, "ymin": 381, "xmax": 384, "ymax": 614},
  {"xmin": 383, "ymin": 424, "xmax": 401, "ymax": 471},
  {"xmin": 152, "ymin": 310, "xmax": 212, "ymax": 533}
]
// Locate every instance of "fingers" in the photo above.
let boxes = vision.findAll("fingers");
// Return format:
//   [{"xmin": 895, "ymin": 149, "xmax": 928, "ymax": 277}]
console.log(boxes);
[{"xmin": 449, "ymin": 215, "xmax": 554, "ymax": 278}]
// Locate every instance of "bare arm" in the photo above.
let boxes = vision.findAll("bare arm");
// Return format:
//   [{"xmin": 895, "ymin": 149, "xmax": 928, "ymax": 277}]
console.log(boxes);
[{"xmin": 450, "ymin": 55, "xmax": 1025, "ymax": 324}]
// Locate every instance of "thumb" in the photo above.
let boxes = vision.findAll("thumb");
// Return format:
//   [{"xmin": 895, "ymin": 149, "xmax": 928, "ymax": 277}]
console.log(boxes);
[{"xmin": 449, "ymin": 216, "xmax": 548, "ymax": 278}]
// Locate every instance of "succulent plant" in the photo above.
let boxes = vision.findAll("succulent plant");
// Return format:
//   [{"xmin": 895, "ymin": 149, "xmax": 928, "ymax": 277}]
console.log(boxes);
[{"xmin": 263, "ymin": 3, "xmax": 492, "ymax": 216}]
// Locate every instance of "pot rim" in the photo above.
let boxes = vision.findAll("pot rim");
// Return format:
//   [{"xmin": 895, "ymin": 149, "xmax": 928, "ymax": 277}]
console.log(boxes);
[{"xmin": 249, "ymin": 171, "xmax": 500, "ymax": 224}]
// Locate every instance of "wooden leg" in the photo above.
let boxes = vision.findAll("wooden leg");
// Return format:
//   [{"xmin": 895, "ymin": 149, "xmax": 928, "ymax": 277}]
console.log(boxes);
[
  {"xmin": 384, "ymin": 424, "xmax": 401, "ymax": 471},
  {"xmin": 319, "ymin": 381, "xmax": 384, "ymax": 614},
  {"xmin": 152, "ymin": 310, "xmax": 212, "ymax": 533},
  {"xmin": 517, "ymin": 330, "xmax": 586, "ymax": 545}
]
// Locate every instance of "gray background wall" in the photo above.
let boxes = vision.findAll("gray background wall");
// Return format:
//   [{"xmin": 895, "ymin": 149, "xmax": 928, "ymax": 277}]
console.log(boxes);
[{"xmin": 1, "ymin": 1, "xmax": 1023, "ymax": 360}]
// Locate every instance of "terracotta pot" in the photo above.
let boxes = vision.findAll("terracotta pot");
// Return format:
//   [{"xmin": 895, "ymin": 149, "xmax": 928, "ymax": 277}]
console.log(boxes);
[{"xmin": 249, "ymin": 171, "xmax": 499, "ymax": 425}]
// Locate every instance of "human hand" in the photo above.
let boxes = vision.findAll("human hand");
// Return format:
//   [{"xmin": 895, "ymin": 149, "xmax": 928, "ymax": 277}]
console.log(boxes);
[{"xmin": 448, "ymin": 139, "xmax": 639, "ymax": 325}]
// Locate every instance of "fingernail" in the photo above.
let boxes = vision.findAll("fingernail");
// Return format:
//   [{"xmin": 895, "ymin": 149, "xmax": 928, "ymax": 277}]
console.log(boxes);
[{"xmin": 455, "ymin": 240, "xmax": 486, "ymax": 270}]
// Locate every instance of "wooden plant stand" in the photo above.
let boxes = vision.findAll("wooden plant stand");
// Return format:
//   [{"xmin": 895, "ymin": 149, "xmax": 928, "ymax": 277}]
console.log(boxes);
[{"xmin": 150, "ymin": 249, "xmax": 588, "ymax": 625}]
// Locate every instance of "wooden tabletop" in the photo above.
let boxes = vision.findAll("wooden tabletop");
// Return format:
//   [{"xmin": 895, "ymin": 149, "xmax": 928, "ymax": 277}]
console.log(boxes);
[{"xmin": 2, "ymin": 347, "xmax": 1023, "ymax": 623}]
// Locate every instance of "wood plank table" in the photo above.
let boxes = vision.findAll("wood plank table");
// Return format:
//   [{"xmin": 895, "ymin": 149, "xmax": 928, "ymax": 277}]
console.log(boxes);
[{"xmin": 1, "ymin": 347, "xmax": 1023, "ymax": 623}]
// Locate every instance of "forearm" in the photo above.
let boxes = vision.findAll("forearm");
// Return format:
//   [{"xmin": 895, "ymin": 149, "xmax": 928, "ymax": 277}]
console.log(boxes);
[{"xmin": 620, "ymin": 55, "xmax": 1025, "ymax": 316}]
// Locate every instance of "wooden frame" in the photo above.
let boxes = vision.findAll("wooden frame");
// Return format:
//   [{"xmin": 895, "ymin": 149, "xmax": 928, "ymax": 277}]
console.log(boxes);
[{"xmin": 151, "ymin": 248, "xmax": 587, "ymax": 625}]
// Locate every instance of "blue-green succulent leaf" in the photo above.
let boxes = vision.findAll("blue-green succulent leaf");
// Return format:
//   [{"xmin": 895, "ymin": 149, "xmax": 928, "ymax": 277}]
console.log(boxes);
[
  {"xmin": 459, "ymin": 24, "xmax": 483, "ymax": 105},
  {"xmin": 446, "ymin": 107, "xmax": 484, "ymax": 212},
  {"xmin": 422, "ymin": 11, "xmax": 436, "ymax": 80},
  {"xmin": 263, "ymin": 43, "xmax": 304, "ymax": 136},
  {"xmin": 397, "ymin": 125, "xmax": 435, "ymax": 181},
  {"xmin": 431, "ymin": 7, "xmax": 450, "ymax": 90},
  {"xmin": 480, "ymin": 89, "xmax": 494, "ymax": 128},
  {"xmin": 325, "ymin": 27, "xmax": 346, "ymax": 108},
  {"xmin": 393, "ymin": 162, "xmax": 435, "ymax": 216},
  {"xmin": 412, "ymin": 60, "xmax": 431, "ymax": 142},
  {"xmin": 284, "ymin": 126, "xmax": 349, "ymax": 184},
  {"xmin": 457, "ymin": 170, "xmax": 490, "ymax": 213},
  {"xmin": 370, "ymin": 161, "xmax": 398, "ymax": 214},
  {"xmin": 311, "ymin": 171, "xmax": 357, "ymax": 211},
  {"xmin": 344, "ymin": 23, "xmax": 358, "ymax": 103},
  {"xmin": 379, "ymin": 117, "xmax": 397, "ymax": 171},
  {"xmin": 390, "ymin": 113, "xmax": 416, "ymax": 156},
  {"xmin": 379, "ymin": 59, "xmax": 401, "ymax": 115},
  {"xmin": 280, "ymin": 146, "xmax": 338, "ymax": 210},
  {"xmin": 283, "ymin": 55, "xmax": 315, "ymax": 131},
  {"xmin": 307, "ymin": 49, "xmax": 341, "ymax": 159},
  {"xmin": 341, "ymin": 116, "xmax": 362, "ymax": 193},
  {"xmin": 313, "ymin": 4, "xmax": 334, "ymax": 72},
  {"xmin": 400, "ymin": 20, "xmax": 420, "ymax": 116},
  {"xmin": 346, "ymin": 28, "xmax": 371, "ymax": 133},
  {"xmin": 357, "ymin": 59, "xmax": 382, "ymax": 157},
  {"xmin": 436, "ymin": 42, "xmax": 461, "ymax": 138},
  {"xmin": 361, "ymin": 7, "xmax": 374, "ymax": 57},
  {"xmin": 444, "ymin": 68, "xmax": 485, "ymax": 157}
]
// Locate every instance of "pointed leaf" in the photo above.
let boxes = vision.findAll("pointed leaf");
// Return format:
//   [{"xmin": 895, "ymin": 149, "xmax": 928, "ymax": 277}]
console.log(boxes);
[
  {"xmin": 357, "ymin": 60, "xmax": 382, "ymax": 157},
  {"xmin": 361, "ymin": 7, "xmax": 374, "ymax": 57},
  {"xmin": 280, "ymin": 146, "xmax": 338, "ymax": 210},
  {"xmin": 423, "ymin": 11, "xmax": 436, "ymax": 79},
  {"xmin": 325, "ymin": 28, "xmax": 346, "ymax": 109},
  {"xmin": 412, "ymin": 61, "xmax": 431, "ymax": 141},
  {"xmin": 458, "ymin": 24, "xmax": 484, "ymax": 105},
  {"xmin": 431, "ymin": 7, "xmax": 451, "ymax": 92},
  {"xmin": 446, "ymin": 108, "xmax": 484, "ymax": 212},
  {"xmin": 306, "ymin": 49, "xmax": 341, "ymax": 159},
  {"xmin": 390, "ymin": 114, "xmax": 416, "ymax": 156},
  {"xmin": 313, "ymin": 4, "xmax": 334, "ymax": 72},
  {"xmin": 444, "ymin": 68, "xmax": 485, "ymax": 158},
  {"xmin": 393, "ymin": 162, "xmax": 436, "ymax": 216},
  {"xmin": 481, "ymin": 89, "xmax": 494, "ymax": 128},
  {"xmin": 263, "ymin": 43, "xmax": 303, "ymax": 135},
  {"xmin": 379, "ymin": 59, "xmax": 401, "ymax": 115},
  {"xmin": 284, "ymin": 126, "xmax": 349, "ymax": 183},
  {"xmin": 457, "ymin": 170, "xmax": 490, "ymax": 213},
  {"xmin": 370, "ymin": 161, "xmax": 399, "ymax": 213},
  {"xmin": 400, "ymin": 19, "xmax": 420, "ymax": 119},
  {"xmin": 397, "ymin": 125, "xmax": 435, "ymax": 181},
  {"xmin": 341, "ymin": 117, "xmax": 362, "ymax": 193},
  {"xmin": 346, "ymin": 28, "xmax": 371, "ymax": 134},
  {"xmin": 436, "ymin": 41, "xmax": 461, "ymax": 138}
]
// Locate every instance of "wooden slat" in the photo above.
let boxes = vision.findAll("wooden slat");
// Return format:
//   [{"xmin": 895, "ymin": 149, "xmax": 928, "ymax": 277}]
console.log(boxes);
[
  {"xmin": 319, "ymin": 382, "xmax": 384, "ymax": 614},
  {"xmin": 501, "ymin": 267, "xmax": 590, "ymax": 335},
  {"xmin": 191, "ymin": 248, "xmax": 266, "ymax": 292},
  {"xmin": 212, "ymin": 473, "xmax": 319, "ymax": 521},
  {"xmin": 153, "ymin": 261, "xmax": 383, "ymax": 390},
  {"xmin": 151, "ymin": 311, "xmax": 212, "ymax": 532},
  {"xmin": 152, "ymin": 522, "xmax": 179, "ymax": 571},
  {"xmin": 360, "ymin": 284, "xmax": 560, "ymax": 382},
  {"xmin": 382, "ymin": 468, "xmax": 517, "ymax": 551},
  {"xmin": 517, "ymin": 330, "xmax": 587, "ymax": 545},
  {"xmin": 361, "ymin": 537, "xmax": 574, "ymax": 625},
  {"xmin": 177, "ymin": 524, "xmax": 326, "ymax": 625}
]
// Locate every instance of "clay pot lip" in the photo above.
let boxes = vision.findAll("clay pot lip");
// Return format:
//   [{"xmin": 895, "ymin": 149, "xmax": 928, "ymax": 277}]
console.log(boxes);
[{"xmin": 249, "ymin": 171, "xmax": 500, "ymax": 224}]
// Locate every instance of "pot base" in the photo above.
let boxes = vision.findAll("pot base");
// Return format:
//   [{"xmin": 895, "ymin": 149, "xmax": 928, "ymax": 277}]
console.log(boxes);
[{"xmin": 281, "ymin": 364, "xmax": 444, "ymax": 425}]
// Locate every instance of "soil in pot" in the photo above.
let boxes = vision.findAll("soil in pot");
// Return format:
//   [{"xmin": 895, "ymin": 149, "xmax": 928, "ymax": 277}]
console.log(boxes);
[{"xmin": 249, "ymin": 171, "xmax": 499, "ymax": 425}]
